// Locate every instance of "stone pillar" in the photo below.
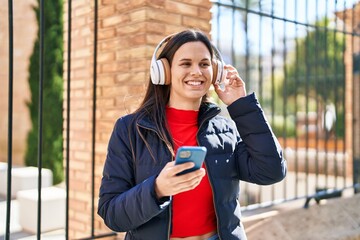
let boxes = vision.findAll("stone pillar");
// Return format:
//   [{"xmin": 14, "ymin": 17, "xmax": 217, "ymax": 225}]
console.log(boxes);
[
  {"xmin": 336, "ymin": 3, "xmax": 360, "ymax": 188},
  {"xmin": 63, "ymin": 0, "xmax": 212, "ymax": 238},
  {"xmin": 347, "ymin": 3, "xmax": 360, "ymax": 191}
]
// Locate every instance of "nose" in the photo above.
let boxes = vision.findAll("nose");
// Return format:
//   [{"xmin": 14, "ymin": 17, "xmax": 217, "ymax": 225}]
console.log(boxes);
[{"xmin": 190, "ymin": 66, "xmax": 202, "ymax": 77}]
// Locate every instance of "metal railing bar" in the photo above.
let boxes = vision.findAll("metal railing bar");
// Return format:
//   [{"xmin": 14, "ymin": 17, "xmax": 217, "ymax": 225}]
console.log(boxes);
[
  {"xmin": 270, "ymin": 0, "xmax": 276, "ymax": 202},
  {"xmin": 256, "ymin": 0, "xmax": 264, "ymax": 204},
  {"xmin": 342, "ymin": 0, "xmax": 347, "ymax": 190},
  {"xmin": 37, "ymin": 0, "xmax": 45, "ymax": 238},
  {"xmin": 5, "ymin": 0, "xmax": 14, "ymax": 239},
  {"xmin": 282, "ymin": 0, "xmax": 288, "ymax": 201},
  {"xmin": 323, "ymin": 0, "xmax": 330, "ymax": 189},
  {"xmin": 215, "ymin": 2, "xmax": 220, "ymax": 48},
  {"xmin": 314, "ymin": 0, "xmax": 320, "ymax": 190},
  {"xmin": 333, "ymin": 0, "xmax": 340, "ymax": 188},
  {"xmin": 244, "ymin": 0, "xmax": 251, "ymax": 204},
  {"xmin": 65, "ymin": 0, "xmax": 72, "ymax": 239},
  {"xmin": 244, "ymin": 0, "xmax": 250, "ymax": 87},
  {"xmin": 258, "ymin": 0, "xmax": 263, "ymax": 103},
  {"xmin": 294, "ymin": 0, "xmax": 300, "ymax": 198},
  {"xmin": 305, "ymin": 0, "xmax": 310, "ymax": 196},
  {"xmin": 304, "ymin": 183, "xmax": 360, "ymax": 208},
  {"xmin": 91, "ymin": 0, "xmax": 99, "ymax": 237},
  {"xmin": 230, "ymin": 0, "xmax": 235, "ymax": 65},
  {"xmin": 211, "ymin": 0, "xmax": 360, "ymax": 37}
]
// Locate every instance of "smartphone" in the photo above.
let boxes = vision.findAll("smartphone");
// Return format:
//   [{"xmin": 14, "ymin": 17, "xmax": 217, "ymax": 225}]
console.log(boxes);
[{"xmin": 175, "ymin": 146, "xmax": 207, "ymax": 175}]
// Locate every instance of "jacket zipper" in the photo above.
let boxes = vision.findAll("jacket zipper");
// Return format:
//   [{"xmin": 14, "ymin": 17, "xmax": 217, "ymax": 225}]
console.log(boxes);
[
  {"xmin": 136, "ymin": 123, "xmax": 173, "ymax": 240},
  {"xmin": 167, "ymin": 203, "xmax": 172, "ymax": 239},
  {"xmin": 202, "ymin": 160, "xmax": 222, "ymax": 240},
  {"xmin": 197, "ymin": 110, "xmax": 222, "ymax": 240}
]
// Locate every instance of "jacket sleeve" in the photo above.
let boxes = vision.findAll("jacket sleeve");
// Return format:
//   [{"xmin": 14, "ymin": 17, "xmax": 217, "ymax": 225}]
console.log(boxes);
[
  {"xmin": 97, "ymin": 117, "xmax": 170, "ymax": 232},
  {"xmin": 227, "ymin": 92, "xmax": 287, "ymax": 185}
]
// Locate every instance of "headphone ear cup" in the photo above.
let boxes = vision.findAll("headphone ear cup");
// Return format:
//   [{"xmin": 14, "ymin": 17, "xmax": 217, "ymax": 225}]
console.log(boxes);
[
  {"xmin": 212, "ymin": 60, "xmax": 224, "ymax": 85},
  {"xmin": 212, "ymin": 61, "xmax": 219, "ymax": 84},
  {"xmin": 160, "ymin": 58, "xmax": 171, "ymax": 85},
  {"xmin": 150, "ymin": 34, "xmax": 174, "ymax": 85},
  {"xmin": 150, "ymin": 58, "xmax": 171, "ymax": 85}
]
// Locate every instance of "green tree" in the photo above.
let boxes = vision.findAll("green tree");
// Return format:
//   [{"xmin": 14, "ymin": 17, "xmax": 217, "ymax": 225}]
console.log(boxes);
[
  {"xmin": 25, "ymin": 0, "xmax": 64, "ymax": 184},
  {"xmin": 280, "ymin": 17, "xmax": 345, "ymax": 137},
  {"xmin": 285, "ymin": 18, "xmax": 345, "ymax": 103}
]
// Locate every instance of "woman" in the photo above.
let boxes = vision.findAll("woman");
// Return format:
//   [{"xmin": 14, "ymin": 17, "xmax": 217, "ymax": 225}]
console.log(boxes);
[{"xmin": 97, "ymin": 29, "xmax": 287, "ymax": 240}]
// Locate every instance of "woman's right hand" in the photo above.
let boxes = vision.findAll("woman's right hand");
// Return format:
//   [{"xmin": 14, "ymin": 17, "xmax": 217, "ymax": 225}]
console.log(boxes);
[{"xmin": 154, "ymin": 161, "xmax": 206, "ymax": 199}]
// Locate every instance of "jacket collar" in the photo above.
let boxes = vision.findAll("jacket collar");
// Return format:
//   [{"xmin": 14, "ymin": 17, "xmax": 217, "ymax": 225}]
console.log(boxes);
[
  {"xmin": 198, "ymin": 102, "xmax": 221, "ymax": 124},
  {"xmin": 136, "ymin": 102, "xmax": 221, "ymax": 131},
  {"xmin": 136, "ymin": 114, "xmax": 157, "ymax": 131}
]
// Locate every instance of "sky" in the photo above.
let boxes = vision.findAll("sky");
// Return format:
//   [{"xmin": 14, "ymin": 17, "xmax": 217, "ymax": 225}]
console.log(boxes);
[{"xmin": 211, "ymin": 0, "xmax": 359, "ymax": 59}]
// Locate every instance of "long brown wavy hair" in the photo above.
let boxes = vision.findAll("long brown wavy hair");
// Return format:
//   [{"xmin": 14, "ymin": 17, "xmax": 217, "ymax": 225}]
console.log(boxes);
[{"xmin": 132, "ymin": 29, "xmax": 216, "ymax": 160}]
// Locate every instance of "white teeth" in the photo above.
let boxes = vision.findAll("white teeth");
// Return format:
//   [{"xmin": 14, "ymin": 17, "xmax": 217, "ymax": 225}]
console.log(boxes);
[{"xmin": 187, "ymin": 81, "xmax": 202, "ymax": 86}]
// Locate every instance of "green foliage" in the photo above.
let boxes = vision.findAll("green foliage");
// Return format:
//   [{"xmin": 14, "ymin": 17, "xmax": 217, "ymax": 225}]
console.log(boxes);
[
  {"xmin": 283, "ymin": 17, "xmax": 345, "ymax": 103},
  {"xmin": 268, "ymin": 115, "xmax": 296, "ymax": 138},
  {"xmin": 25, "ymin": 0, "xmax": 64, "ymax": 184},
  {"xmin": 279, "ymin": 17, "xmax": 345, "ymax": 138}
]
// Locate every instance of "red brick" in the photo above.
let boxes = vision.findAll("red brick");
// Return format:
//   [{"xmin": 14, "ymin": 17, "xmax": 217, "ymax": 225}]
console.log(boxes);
[
  {"xmin": 147, "ymin": 9, "xmax": 182, "ymax": 24},
  {"xmin": 116, "ymin": 22, "xmax": 147, "ymax": 35},
  {"xmin": 183, "ymin": 15, "xmax": 211, "ymax": 31},
  {"xmin": 97, "ymin": 74, "xmax": 116, "ymax": 86},
  {"xmin": 98, "ymin": 5, "xmax": 116, "ymax": 19},
  {"xmin": 74, "ymin": 5, "xmax": 92, "ymax": 17},
  {"xmin": 165, "ymin": 1, "xmax": 198, "ymax": 16},
  {"xmin": 97, "ymin": 51, "xmax": 116, "ymax": 63},
  {"xmin": 98, "ymin": 28, "xmax": 116, "ymax": 40},
  {"xmin": 129, "ymin": 8, "xmax": 147, "ymax": 22},
  {"xmin": 102, "ymin": 14, "xmax": 130, "ymax": 27},
  {"xmin": 182, "ymin": 0, "xmax": 211, "ymax": 5}
]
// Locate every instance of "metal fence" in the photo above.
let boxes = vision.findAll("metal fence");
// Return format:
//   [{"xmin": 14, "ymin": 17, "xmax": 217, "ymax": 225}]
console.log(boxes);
[
  {"xmin": 211, "ymin": 0, "xmax": 360, "ymax": 209},
  {"xmin": 2, "ymin": 0, "xmax": 360, "ymax": 239}
]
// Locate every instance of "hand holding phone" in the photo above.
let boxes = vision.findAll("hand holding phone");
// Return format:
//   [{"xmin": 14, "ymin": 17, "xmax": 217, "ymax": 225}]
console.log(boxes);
[{"xmin": 175, "ymin": 146, "xmax": 207, "ymax": 175}]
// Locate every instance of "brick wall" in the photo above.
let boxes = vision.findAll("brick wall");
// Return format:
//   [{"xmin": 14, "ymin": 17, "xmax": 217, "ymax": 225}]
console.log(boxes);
[{"xmin": 63, "ymin": 0, "xmax": 212, "ymax": 238}]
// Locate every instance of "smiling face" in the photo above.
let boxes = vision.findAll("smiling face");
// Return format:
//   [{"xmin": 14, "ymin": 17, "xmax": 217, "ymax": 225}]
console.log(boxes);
[{"xmin": 168, "ymin": 41, "xmax": 213, "ymax": 110}]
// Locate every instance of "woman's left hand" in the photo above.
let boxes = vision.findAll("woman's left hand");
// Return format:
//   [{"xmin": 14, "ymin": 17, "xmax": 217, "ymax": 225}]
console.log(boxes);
[{"xmin": 213, "ymin": 65, "xmax": 246, "ymax": 105}]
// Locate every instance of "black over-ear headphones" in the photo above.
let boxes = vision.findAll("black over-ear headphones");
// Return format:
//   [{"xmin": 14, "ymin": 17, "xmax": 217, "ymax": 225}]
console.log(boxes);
[{"xmin": 150, "ymin": 34, "xmax": 225, "ymax": 85}]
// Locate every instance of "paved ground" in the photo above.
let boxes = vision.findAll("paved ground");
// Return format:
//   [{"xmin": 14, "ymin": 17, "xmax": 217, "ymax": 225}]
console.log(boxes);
[{"xmin": 242, "ymin": 191, "xmax": 360, "ymax": 240}]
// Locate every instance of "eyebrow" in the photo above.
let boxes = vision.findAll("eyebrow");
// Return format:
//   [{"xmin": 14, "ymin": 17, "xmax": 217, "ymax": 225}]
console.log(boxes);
[{"xmin": 179, "ymin": 58, "xmax": 211, "ymax": 62}]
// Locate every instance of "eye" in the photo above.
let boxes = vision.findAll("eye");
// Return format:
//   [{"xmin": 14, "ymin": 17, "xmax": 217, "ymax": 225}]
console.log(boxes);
[
  {"xmin": 200, "ymin": 62, "xmax": 210, "ymax": 67},
  {"xmin": 180, "ymin": 62, "xmax": 191, "ymax": 67}
]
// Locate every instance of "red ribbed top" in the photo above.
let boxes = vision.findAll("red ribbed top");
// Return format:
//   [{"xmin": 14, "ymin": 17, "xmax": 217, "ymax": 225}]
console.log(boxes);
[{"xmin": 166, "ymin": 106, "xmax": 216, "ymax": 237}]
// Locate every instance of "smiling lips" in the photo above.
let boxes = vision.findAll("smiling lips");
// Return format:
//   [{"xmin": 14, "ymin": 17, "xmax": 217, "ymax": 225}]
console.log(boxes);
[{"xmin": 185, "ymin": 80, "xmax": 204, "ymax": 86}]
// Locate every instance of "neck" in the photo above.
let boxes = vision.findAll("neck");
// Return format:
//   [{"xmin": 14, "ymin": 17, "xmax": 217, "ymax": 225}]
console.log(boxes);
[{"xmin": 168, "ymin": 98, "xmax": 201, "ymax": 110}]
